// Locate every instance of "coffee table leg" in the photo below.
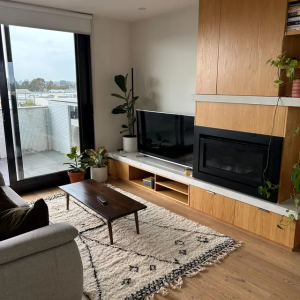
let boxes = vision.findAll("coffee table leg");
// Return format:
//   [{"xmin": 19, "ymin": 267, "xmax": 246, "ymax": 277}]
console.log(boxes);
[
  {"xmin": 134, "ymin": 212, "xmax": 140, "ymax": 234},
  {"xmin": 66, "ymin": 193, "xmax": 70, "ymax": 210},
  {"xmin": 108, "ymin": 221, "xmax": 113, "ymax": 245}
]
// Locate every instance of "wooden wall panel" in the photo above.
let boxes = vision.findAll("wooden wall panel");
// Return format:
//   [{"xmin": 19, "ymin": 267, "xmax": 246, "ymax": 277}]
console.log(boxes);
[
  {"xmin": 217, "ymin": 0, "xmax": 287, "ymax": 96},
  {"xmin": 196, "ymin": 0, "xmax": 221, "ymax": 94},
  {"xmin": 278, "ymin": 107, "xmax": 300, "ymax": 203},
  {"xmin": 195, "ymin": 102, "xmax": 288, "ymax": 137},
  {"xmin": 108, "ymin": 160, "xmax": 129, "ymax": 181},
  {"xmin": 234, "ymin": 201, "xmax": 298, "ymax": 249},
  {"xmin": 190, "ymin": 185, "xmax": 235, "ymax": 224}
]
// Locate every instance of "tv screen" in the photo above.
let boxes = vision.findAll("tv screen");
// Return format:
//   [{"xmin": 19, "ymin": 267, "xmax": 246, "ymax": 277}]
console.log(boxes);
[{"xmin": 137, "ymin": 110, "xmax": 194, "ymax": 167}]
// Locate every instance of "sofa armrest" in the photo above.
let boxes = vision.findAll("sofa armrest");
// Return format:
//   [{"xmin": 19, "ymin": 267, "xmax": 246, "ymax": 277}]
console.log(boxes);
[
  {"xmin": 0, "ymin": 223, "xmax": 78, "ymax": 265},
  {"xmin": 0, "ymin": 172, "xmax": 5, "ymax": 186}
]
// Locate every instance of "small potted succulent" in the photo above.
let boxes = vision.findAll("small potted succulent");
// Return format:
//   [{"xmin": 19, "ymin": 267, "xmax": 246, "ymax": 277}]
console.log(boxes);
[
  {"xmin": 64, "ymin": 146, "xmax": 87, "ymax": 183},
  {"xmin": 83, "ymin": 146, "xmax": 109, "ymax": 182}
]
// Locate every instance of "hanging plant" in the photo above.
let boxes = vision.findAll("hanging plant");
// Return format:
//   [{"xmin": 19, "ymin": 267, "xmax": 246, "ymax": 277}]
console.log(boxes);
[{"xmin": 259, "ymin": 53, "xmax": 300, "ymax": 228}]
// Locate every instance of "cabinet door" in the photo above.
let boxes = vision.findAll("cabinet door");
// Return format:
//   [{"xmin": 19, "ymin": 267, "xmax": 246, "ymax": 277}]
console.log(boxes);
[
  {"xmin": 217, "ymin": 0, "xmax": 287, "ymax": 96},
  {"xmin": 190, "ymin": 185, "xmax": 235, "ymax": 224},
  {"xmin": 196, "ymin": 0, "xmax": 222, "ymax": 94},
  {"xmin": 234, "ymin": 201, "xmax": 299, "ymax": 249}
]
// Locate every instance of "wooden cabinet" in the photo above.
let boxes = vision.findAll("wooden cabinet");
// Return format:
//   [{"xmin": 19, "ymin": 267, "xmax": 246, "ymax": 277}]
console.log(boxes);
[
  {"xmin": 190, "ymin": 185, "xmax": 235, "ymax": 224},
  {"xmin": 196, "ymin": 0, "xmax": 287, "ymax": 96},
  {"xmin": 196, "ymin": 0, "xmax": 221, "ymax": 94},
  {"xmin": 234, "ymin": 201, "xmax": 299, "ymax": 248},
  {"xmin": 108, "ymin": 160, "xmax": 129, "ymax": 181},
  {"xmin": 195, "ymin": 102, "xmax": 288, "ymax": 137}
]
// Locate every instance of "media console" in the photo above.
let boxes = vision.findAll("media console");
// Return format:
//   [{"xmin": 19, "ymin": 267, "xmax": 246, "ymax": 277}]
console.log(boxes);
[{"xmin": 108, "ymin": 151, "xmax": 300, "ymax": 249}]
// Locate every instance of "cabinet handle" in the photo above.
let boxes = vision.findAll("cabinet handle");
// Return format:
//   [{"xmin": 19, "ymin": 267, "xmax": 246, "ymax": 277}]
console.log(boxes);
[
  {"xmin": 206, "ymin": 190, "xmax": 215, "ymax": 195},
  {"xmin": 258, "ymin": 208, "xmax": 270, "ymax": 213}
]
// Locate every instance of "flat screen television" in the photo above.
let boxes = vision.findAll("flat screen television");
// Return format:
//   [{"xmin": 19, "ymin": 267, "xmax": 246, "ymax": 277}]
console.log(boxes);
[{"xmin": 137, "ymin": 110, "xmax": 194, "ymax": 167}]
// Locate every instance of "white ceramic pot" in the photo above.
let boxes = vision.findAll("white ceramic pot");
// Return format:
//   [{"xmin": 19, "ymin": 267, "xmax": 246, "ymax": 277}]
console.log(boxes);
[
  {"xmin": 123, "ymin": 136, "xmax": 138, "ymax": 153},
  {"xmin": 91, "ymin": 166, "xmax": 108, "ymax": 182}
]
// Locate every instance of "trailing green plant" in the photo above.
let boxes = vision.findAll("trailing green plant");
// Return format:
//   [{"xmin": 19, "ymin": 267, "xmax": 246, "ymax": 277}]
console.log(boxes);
[
  {"xmin": 266, "ymin": 52, "xmax": 298, "ymax": 90},
  {"xmin": 111, "ymin": 74, "xmax": 139, "ymax": 136},
  {"xmin": 277, "ymin": 127, "xmax": 300, "ymax": 229},
  {"xmin": 64, "ymin": 146, "xmax": 87, "ymax": 173},
  {"xmin": 82, "ymin": 146, "xmax": 109, "ymax": 168},
  {"xmin": 259, "ymin": 53, "xmax": 300, "ymax": 229}
]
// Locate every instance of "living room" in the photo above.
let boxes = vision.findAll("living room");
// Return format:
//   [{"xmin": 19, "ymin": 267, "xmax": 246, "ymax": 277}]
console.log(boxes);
[{"xmin": 0, "ymin": 0, "xmax": 300, "ymax": 300}]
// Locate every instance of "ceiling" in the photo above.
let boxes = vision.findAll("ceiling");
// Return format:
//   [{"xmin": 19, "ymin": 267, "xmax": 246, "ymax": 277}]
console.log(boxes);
[{"xmin": 10, "ymin": 0, "xmax": 198, "ymax": 22}]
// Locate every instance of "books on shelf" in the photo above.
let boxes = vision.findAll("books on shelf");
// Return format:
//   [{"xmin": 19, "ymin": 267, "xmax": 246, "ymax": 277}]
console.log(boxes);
[
  {"xmin": 286, "ymin": 3, "xmax": 300, "ymax": 33},
  {"xmin": 289, "ymin": 1, "xmax": 300, "ymax": 8},
  {"xmin": 289, "ymin": 11, "xmax": 300, "ymax": 17},
  {"xmin": 287, "ymin": 20, "xmax": 300, "ymax": 26},
  {"xmin": 287, "ymin": 25, "xmax": 300, "ymax": 31}
]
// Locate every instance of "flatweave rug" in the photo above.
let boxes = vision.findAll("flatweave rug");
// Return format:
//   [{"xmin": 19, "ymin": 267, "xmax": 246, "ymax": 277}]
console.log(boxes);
[{"xmin": 44, "ymin": 184, "xmax": 241, "ymax": 300}]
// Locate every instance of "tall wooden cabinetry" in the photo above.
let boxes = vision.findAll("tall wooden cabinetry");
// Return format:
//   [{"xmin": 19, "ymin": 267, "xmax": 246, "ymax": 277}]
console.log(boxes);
[{"xmin": 196, "ymin": 0, "xmax": 288, "ymax": 96}]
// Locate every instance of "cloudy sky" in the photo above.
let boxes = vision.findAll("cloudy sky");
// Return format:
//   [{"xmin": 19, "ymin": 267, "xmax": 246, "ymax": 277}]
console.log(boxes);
[{"xmin": 9, "ymin": 26, "xmax": 76, "ymax": 82}]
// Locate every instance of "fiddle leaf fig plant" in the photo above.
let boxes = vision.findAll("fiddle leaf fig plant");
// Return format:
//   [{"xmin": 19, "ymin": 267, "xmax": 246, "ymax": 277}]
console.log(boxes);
[{"xmin": 111, "ymin": 74, "xmax": 139, "ymax": 135}]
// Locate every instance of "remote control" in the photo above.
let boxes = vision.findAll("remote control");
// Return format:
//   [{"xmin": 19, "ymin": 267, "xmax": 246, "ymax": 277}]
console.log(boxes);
[{"xmin": 97, "ymin": 195, "xmax": 108, "ymax": 205}]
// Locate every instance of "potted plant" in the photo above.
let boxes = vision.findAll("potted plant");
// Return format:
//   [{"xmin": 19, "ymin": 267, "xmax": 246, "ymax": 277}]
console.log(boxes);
[
  {"xmin": 64, "ymin": 146, "xmax": 87, "ymax": 183},
  {"xmin": 83, "ymin": 146, "xmax": 109, "ymax": 182},
  {"xmin": 266, "ymin": 53, "xmax": 299, "ymax": 96},
  {"xmin": 111, "ymin": 73, "xmax": 139, "ymax": 152}
]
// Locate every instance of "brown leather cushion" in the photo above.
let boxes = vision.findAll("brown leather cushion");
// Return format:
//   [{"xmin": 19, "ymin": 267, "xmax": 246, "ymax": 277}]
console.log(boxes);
[{"xmin": 0, "ymin": 199, "xmax": 49, "ymax": 241}]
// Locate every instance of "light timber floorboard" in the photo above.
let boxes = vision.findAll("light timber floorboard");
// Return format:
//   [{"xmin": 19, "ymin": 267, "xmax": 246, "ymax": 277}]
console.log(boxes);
[{"xmin": 21, "ymin": 177, "xmax": 300, "ymax": 300}]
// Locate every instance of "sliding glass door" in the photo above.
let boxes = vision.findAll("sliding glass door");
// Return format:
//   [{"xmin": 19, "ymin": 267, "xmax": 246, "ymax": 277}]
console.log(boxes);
[{"xmin": 0, "ymin": 24, "xmax": 94, "ymax": 191}]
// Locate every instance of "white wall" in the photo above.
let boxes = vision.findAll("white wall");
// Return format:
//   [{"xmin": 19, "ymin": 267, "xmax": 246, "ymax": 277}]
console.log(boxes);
[
  {"xmin": 132, "ymin": 5, "xmax": 198, "ymax": 115},
  {"xmin": 92, "ymin": 15, "xmax": 132, "ymax": 151}
]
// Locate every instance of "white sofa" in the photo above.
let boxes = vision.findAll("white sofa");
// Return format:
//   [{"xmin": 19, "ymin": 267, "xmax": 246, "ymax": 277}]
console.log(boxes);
[{"xmin": 0, "ymin": 173, "xmax": 83, "ymax": 300}]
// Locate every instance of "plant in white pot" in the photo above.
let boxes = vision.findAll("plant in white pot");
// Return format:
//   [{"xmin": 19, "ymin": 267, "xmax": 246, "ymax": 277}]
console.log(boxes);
[
  {"xmin": 83, "ymin": 146, "xmax": 109, "ymax": 182},
  {"xmin": 111, "ymin": 73, "xmax": 139, "ymax": 152}
]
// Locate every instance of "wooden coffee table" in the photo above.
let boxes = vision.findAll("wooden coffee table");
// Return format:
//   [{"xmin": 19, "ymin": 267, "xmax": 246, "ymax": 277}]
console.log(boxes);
[{"xmin": 59, "ymin": 179, "xmax": 147, "ymax": 244}]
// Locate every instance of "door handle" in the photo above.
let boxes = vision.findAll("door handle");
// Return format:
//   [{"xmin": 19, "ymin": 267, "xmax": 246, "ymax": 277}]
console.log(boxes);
[
  {"xmin": 258, "ymin": 208, "xmax": 270, "ymax": 213},
  {"xmin": 206, "ymin": 190, "xmax": 215, "ymax": 195}
]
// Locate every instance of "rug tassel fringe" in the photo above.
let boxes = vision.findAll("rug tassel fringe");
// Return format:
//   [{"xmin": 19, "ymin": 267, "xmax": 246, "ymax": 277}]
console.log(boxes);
[{"xmin": 147, "ymin": 241, "xmax": 242, "ymax": 299}]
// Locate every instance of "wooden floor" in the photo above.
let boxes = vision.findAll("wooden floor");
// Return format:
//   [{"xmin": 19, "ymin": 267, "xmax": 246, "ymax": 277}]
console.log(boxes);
[{"xmin": 21, "ymin": 178, "xmax": 300, "ymax": 300}]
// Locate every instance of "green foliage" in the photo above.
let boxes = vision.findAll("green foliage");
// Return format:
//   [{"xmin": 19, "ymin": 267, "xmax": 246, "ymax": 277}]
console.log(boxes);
[
  {"xmin": 266, "ymin": 53, "xmax": 298, "ymax": 90},
  {"xmin": 258, "ymin": 181, "xmax": 279, "ymax": 199},
  {"xmin": 111, "ymin": 74, "xmax": 139, "ymax": 135},
  {"xmin": 82, "ymin": 146, "xmax": 110, "ymax": 168},
  {"xmin": 64, "ymin": 146, "xmax": 87, "ymax": 173},
  {"xmin": 23, "ymin": 99, "xmax": 35, "ymax": 106}
]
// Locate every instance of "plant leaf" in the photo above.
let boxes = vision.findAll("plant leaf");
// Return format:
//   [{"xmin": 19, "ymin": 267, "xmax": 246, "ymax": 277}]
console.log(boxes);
[
  {"xmin": 122, "ymin": 124, "xmax": 128, "ymax": 128},
  {"xmin": 277, "ymin": 225, "xmax": 283, "ymax": 230},
  {"xmin": 114, "ymin": 75, "xmax": 127, "ymax": 93},
  {"xmin": 112, "ymin": 107, "xmax": 126, "ymax": 114}
]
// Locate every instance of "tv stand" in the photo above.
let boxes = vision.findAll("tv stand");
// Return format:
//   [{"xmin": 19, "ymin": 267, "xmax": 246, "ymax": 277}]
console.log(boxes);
[{"xmin": 108, "ymin": 151, "xmax": 300, "ymax": 249}]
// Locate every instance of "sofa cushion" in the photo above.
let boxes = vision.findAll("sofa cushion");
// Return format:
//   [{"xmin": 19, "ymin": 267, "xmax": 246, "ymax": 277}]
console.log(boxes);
[
  {"xmin": 0, "ymin": 186, "xmax": 28, "ymax": 208},
  {"xmin": 0, "ymin": 199, "xmax": 49, "ymax": 241},
  {"xmin": 0, "ymin": 188, "xmax": 18, "ymax": 212}
]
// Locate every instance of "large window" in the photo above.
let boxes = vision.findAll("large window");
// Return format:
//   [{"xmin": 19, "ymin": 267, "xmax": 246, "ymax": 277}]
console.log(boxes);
[{"xmin": 0, "ymin": 25, "xmax": 94, "ymax": 191}]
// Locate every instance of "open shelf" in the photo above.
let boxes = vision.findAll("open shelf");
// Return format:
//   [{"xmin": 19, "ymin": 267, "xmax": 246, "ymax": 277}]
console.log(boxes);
[
  {"xmin": 130, "ymin": 179, "xmax": 153, "ymax": 191},
  {"xmin": 156, "ymin": 189, "xmax": 189, "ymax": 205},
  {"xmin": 285, "ymin": 30, "xmax": 300, "ymax": 37},
  {"xmin": 156, "ymin": 181, "xmax": 188, "ymax": 195}
]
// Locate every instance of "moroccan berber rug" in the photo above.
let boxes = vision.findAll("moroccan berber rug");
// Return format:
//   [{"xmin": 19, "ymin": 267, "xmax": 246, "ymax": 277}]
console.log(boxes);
[{"xmin": 44, "ymin": 184, "xmax": 241, "ymax": 300}]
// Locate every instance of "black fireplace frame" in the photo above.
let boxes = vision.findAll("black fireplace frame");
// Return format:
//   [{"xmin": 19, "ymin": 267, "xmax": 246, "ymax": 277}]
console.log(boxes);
[{"xmin": 193, "ymin": 126, "xmax": 283, "ymax": 203}]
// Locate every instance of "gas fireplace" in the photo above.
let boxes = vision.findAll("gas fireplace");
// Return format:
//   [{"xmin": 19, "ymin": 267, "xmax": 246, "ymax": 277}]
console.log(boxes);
[{"xmin": 193, "ymin": 127, "xmax": 283, "ymax": 203}]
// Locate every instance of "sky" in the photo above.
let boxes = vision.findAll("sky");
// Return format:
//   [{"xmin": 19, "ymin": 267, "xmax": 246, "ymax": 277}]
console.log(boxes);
[{"xmin": 9, "ymin": 26, "xmax": 77, "ymax": 82}]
